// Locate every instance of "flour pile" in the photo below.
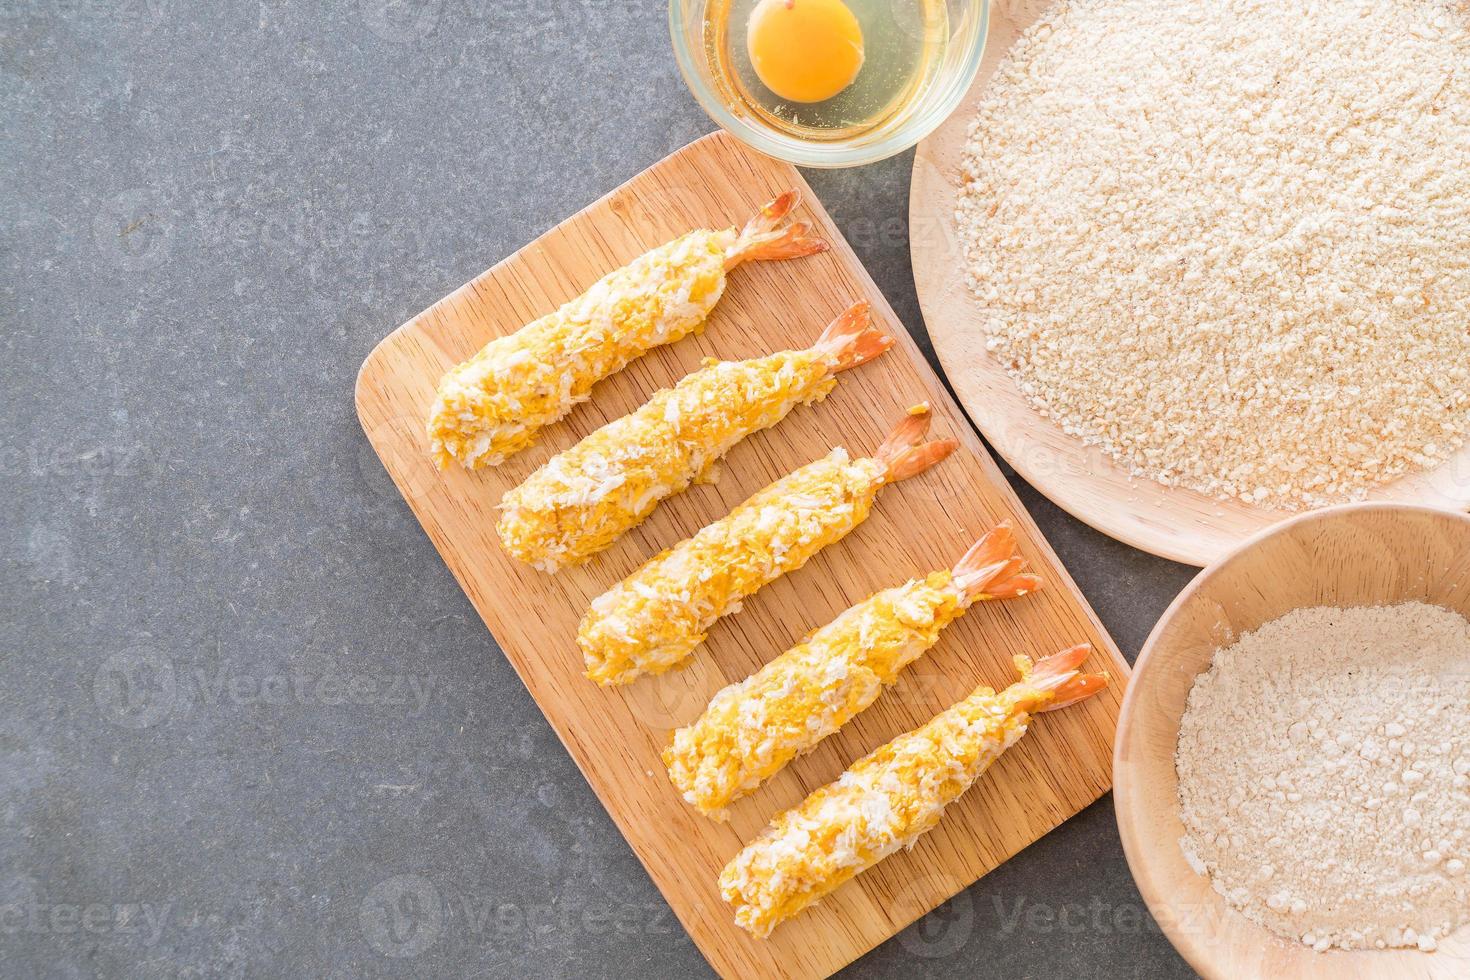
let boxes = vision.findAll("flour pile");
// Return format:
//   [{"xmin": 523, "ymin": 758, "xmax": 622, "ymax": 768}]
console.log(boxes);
[{"xmin": 1175, "ymin": 603, "xmax": 1470, "ymax": 952}]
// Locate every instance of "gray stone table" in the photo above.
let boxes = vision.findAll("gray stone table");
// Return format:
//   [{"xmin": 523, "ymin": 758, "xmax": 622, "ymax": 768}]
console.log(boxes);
[{"xmin": 3, "ymin": 2, "xmax": 1198, "ymax": 977}]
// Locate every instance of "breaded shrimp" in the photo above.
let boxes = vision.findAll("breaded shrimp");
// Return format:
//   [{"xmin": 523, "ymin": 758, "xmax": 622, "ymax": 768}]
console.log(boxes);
[
  {"xmin": 497, "ymin": 302, "xmax": 892, "ymax": 572},
  {"xmin": 720, "ymin": 644, "xmax": 1108, "ymax": 938},
  {"xmin": 664, "ymin": 523, "xmax": 1043, "ymax": 817},
  {"xmin": 577, "ymin": 407, "xmax": 959, "ymax": 686},
  {"xmin": 427, "ymin": 192, "xmax": 827, "ymax": 469}
]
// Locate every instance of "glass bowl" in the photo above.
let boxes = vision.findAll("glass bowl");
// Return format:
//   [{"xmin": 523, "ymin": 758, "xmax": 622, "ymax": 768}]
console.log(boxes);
[{"xmin": 670, "ymin": 0, "xmax": 990, "ymax": 168}]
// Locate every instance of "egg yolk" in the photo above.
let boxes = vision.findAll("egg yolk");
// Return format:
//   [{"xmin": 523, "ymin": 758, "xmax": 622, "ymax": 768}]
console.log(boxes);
[{"xmin": 747, "ymin": 0, "xmax": 864, "ymax": 104}]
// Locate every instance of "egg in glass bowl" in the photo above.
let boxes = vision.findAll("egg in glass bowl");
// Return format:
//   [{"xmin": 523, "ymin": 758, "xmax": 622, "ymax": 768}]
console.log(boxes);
[{"xmin": 670, "ymin": 0, "xmax": 990, "ymax": 167}]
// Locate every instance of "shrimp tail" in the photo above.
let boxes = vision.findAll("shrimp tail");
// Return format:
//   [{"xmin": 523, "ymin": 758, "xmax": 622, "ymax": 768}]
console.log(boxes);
[
  {"xmin": 1018, "ymin": 644, "xmax": 1091, "ymax": 685},
  {"xmin": 874, "ymin": 405, "xmax": 959, "ymax": 482},
  {"xmin": 1042, "ymin": 673, "xmax": 1111, "ymax": 711},
  {"xmin": 1014, "ymin": 644, "xmax": 1109, "ymax": 711},
  {"xmin": 726, "ymin": 191, "xmax": 830, "ymax": 268},
  {"xmin": 950, "ymin": 522, "xmax": 1041, "ymax": 600},
  {"xmin": 982, "ymin": 571, "xmax": 1046, "ymax": 600},
  {"xmin": 813, "ymin": 301, "xmax": 894, "ymax": 371}
]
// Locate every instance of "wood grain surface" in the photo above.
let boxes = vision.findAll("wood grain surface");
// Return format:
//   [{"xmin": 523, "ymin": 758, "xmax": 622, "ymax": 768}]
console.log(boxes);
[
  {"xmin": 355, "ymin": 131, "xmax": 1128, "ymax": 979},
  {"xmin": 1115, "ymin": 503, "xmax": 1470, "ymax": 978},
  {"xmin": 910, "ymin": 2, "xmax": 1470, "ymax": 567}
]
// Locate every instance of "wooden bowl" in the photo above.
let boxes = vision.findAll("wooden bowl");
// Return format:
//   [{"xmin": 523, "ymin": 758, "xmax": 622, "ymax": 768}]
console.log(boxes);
[
  {"xmin": 1114, "ymin": 503, "xmax": 1470, "ymax": 978},
  {"xmin": 910, "ymin": 3, "xmax": 1470, "ymax": 566}
]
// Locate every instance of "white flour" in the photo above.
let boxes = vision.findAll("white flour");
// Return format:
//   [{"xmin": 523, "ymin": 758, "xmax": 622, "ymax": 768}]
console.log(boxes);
[
  {"xmin": 957, "ymin": 0, "xmax": 1470, "ymax": 507},
  {"xmin": 1175, "ymin": 603, "xmax": 1470, "ymax": 952}
]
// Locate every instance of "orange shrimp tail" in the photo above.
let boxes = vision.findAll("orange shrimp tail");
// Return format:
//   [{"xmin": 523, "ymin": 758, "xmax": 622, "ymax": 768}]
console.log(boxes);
[
  {"xmin": 952, "ymin": 522, "xmax": 1036, "ymax": 600},
  {"xmin": 757, "ymin": 189, "xmax": 799, "ymax": 226},
  {"xmin": 726, "ymin": 191, "xmax": 829, "ymax": 268},
  {"xmin": 1040, "ymin": 673, "xmax": 1110, "ymax": 712},
  {"xmin": 814, "ymin": 301, "xmax": 894, "ymax": 371},
  {"xmin": 884, "ymin": 440, "xmax": 959, "ymax": 482},
  {"xmin": 982, "ymin": 572, "xmax": 1046, "ymax": 600},
  {"xmin": 874, "ymin": 405, "xmax": 958, "ymax": 482},
  {"xmin": 1021, "ymin": 643, "xmax": 1092, "ymax": 685},
  {"xmin": 1015, "ymin": 644, "xmax": 1108, "ymax": 711}
]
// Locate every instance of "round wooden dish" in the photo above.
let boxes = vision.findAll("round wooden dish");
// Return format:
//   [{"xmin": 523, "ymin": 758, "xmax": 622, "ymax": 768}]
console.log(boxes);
[
  {"xmin": 909, "ymin": 3, "xmax": 1470, "ymax": 566},
  {"xmin": 1113, "ymin": 503, "xmax": 1470, "ymax": 978}
]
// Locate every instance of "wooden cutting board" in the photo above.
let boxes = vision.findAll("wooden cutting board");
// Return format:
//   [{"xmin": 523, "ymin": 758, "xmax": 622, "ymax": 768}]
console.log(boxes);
[{"xmin": 355, "ymin": 131, "xmax": 1129, "ymax": 980}]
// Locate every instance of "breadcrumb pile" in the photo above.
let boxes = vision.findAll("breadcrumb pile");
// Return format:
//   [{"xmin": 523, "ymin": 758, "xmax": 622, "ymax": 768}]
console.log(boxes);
[{"xmin": 957, "ymin": 0, "xmax": 1470, "ymax": 507}]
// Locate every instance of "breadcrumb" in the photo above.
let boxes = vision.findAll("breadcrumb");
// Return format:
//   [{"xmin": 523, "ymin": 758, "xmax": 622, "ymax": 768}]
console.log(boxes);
[{"xmin": 957, "ymin": 0, "xmax": 1470, "ymax": 507}]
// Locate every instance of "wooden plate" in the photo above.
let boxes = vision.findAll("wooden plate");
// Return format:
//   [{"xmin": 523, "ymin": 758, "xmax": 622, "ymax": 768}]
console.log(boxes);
[
  {"xmin": 356, "ymin": 131, "xmax": 1129, "ymax": 979},
  {"xmin": 910, "ymin": 2, "xmax": 1470, "ymax": 567},
  {"xmin": 1114, "ymin": 503, "xmax": 1470, "ymax": 978}
]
